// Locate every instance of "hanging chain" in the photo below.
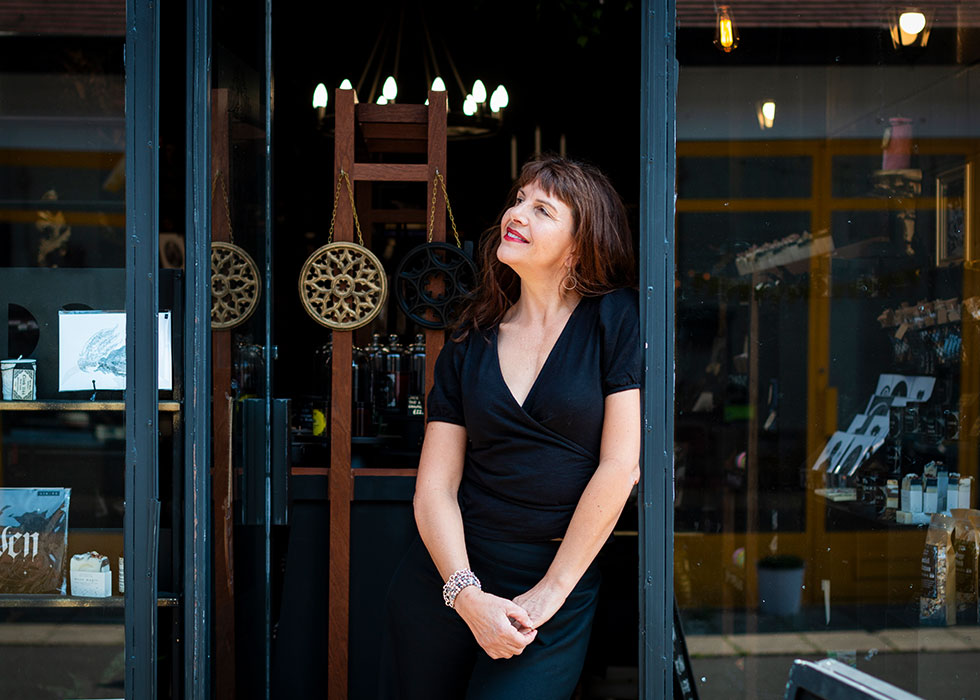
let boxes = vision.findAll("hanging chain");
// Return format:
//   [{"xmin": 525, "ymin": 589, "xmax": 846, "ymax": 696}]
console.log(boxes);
[
  {"xmin": 326, "ymin": 170, "xmax": 364, "ymax": 246},
  {"xmin": 212, "ymin": 170, "xmax": 235, "ymax": 243},
  {"xmin": 427, "ymin": 171, "xmax": 462, "ymax": 248}
]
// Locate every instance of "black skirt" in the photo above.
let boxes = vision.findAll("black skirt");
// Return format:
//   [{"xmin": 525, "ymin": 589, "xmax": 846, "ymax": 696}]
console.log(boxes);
[{"xmin": 379, "ymin": 532, "xmax": 601, "ymax": 700}]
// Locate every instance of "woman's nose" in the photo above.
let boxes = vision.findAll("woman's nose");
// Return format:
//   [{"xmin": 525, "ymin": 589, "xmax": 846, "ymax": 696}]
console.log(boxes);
[{"xmin": 509, "ymin": 202, "xmax": 529, "ymax": 223}]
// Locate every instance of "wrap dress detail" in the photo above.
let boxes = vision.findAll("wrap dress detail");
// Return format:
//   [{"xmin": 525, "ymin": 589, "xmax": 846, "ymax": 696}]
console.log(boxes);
[{"xmin": 426, "ymin": 287, "xmax": 642, "ymax": 542}]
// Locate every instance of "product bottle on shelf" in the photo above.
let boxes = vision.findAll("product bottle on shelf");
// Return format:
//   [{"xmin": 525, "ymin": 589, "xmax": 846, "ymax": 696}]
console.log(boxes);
[
  {"xmin": 366, "ymin": 332, "xmax": 386, "ymax": 425},
  {"xmin": 407, "ymin": 333, "xmax": 426, "ymax": 418},
  {"xmin": 384, "ymin": 334, "xmax": 406, "ymax": 412},
  {"xmin": 351, "ymin": 346, "xmax": 374, "ymax": 437}
]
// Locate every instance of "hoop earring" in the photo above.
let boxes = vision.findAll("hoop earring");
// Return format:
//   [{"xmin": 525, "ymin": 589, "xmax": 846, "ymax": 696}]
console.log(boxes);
[{"xmin": 561, "ymin": 270, "xmax": 578, "ymax": 292}]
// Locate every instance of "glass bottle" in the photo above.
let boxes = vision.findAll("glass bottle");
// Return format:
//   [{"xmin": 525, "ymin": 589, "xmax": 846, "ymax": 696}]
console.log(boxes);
[
  {"xmin": 407, "ymin": 333, "xmax": 426, "ymax": 418},
  {"xmin": 313, "ymin": 333, "xmax": 333, "ymax": 401},
  {"xmin": 384, "ymin": 334, "xmax": 406, "ymax": 412},
  {"xmin": 365, "ymin": 332, "xmax": 385, "ymax": 423},
  {"xmin": 351, "ymin": 346, "xmax": 373, "ymax": 437}
]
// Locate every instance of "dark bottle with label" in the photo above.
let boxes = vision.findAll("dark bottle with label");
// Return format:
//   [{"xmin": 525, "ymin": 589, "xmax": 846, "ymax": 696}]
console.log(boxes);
[
  {"xmin": 366, "ymin": 333, "xmax": 386, "ymax": 421},
  {"xmin": 313, "ymin": 335, "xmax": 333, "ymax": 400},
  {"xmin": 407, "ymin": 333, "xmax": 426, "ymax": 418},
  {"xmin": 351, "ymin": 346, "xmax": 374, "ymax": 436},
  {"xmin": 384, "ymin": 334, "xmax": 406, "ymax": 412}
]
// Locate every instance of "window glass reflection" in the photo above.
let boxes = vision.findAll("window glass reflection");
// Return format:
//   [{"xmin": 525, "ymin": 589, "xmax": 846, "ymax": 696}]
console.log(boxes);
[{"xmin": 676, "ymin": 2, "xmax": 980, "ymax": 697}]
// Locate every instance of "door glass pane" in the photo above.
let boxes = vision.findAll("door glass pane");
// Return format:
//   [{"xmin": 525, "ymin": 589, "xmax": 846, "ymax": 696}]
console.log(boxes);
[
  {"xmin": 676, "ymin": 3, "xmax": 980, "ymax": 698},
  {"xmin": 0, "ymin": 9, "xmax": 128, "ymax": 698}
]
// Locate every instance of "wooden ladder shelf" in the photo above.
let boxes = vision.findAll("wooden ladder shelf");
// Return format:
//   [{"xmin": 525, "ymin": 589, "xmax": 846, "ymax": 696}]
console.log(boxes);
[{"xmin": 328, "ymin": 88, "xmax": 449, "ymax": 699}]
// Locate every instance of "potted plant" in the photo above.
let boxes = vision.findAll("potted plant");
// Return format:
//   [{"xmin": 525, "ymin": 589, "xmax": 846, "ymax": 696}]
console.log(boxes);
[{"xmin": 756, "ymin": 554, "xmax": 806, "ymax": 616}]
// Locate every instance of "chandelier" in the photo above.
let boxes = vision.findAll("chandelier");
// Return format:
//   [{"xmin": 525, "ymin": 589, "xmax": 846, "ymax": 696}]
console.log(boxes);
[{"xmin": 311, "ymin": 9, "xmax": 509, "ymax": 139}]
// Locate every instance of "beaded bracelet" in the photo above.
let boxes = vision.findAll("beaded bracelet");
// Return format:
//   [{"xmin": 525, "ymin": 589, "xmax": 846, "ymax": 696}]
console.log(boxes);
[{"xmin": 442, "ymin": 568, "xmax": 482, "ymax": 608}]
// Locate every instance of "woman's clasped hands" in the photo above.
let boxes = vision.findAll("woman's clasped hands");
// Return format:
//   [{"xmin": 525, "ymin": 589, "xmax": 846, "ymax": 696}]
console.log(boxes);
[{"xmin": 453, "ymin": 587, "xmax": 537, "ymax": 659}]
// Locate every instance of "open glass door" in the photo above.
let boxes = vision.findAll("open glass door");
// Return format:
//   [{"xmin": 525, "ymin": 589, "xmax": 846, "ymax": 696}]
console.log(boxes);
[{"xmin": 210, "ymin": 0, "xmax": 277, "ymax": 698}]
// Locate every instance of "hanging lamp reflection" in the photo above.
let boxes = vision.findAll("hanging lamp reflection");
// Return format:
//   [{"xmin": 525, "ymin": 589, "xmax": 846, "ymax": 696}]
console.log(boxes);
[
  {"xmin": 889, "ymin": 9, "xmax": 932, "ymax": 49},
  {"xmin": 756, "ymin": 100, "xmax": 776, "ymax": 130},
  {"xmin": 714, "ymin": 5, "xmax": 738, "ymax": 53}
]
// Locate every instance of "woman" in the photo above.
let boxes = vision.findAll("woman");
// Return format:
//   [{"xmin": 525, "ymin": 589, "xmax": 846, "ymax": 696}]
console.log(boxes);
[{"xmin": 381, "ymin": 156, "xmax": 641, "ymax": 699}]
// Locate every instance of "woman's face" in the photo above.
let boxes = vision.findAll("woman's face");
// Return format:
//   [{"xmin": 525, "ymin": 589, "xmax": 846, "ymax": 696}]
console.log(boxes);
[{"xmin": 496, "ymin": 179, "xmax": 576, "ymax": 280}]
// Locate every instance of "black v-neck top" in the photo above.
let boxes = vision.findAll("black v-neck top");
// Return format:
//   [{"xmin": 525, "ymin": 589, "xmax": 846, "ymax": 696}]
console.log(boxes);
[{"xmin": 427, "ymin": 288, "xmax": 641, "ymax": 542}]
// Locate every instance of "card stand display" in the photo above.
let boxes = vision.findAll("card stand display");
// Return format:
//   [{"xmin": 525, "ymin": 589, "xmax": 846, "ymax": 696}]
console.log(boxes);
[
  {"xmin": 735, "ymin": 231, "xmax": 833, "ymax": 276},
  {"xmin": 816, "ymin": 302, "xmax": 976, "ymax": 529}
]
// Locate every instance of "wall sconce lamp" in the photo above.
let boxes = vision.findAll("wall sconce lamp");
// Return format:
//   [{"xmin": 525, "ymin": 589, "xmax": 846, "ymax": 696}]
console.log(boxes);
[
  {"xmin": 756, "ymin": 100, "xmax": 775, "ymax": 130},
  {"xmin": 714, "ymin": 4, "xmax": 739, "ymax": 53},
  {"xmin": 888, "ymin": 9, "xmax": 932, "ymax": 49}
]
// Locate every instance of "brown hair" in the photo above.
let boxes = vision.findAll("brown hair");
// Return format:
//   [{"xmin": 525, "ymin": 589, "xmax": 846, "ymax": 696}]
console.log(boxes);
[{"xmin": 456, "ymin": 155, "xmax": 636, "ymax": 336}]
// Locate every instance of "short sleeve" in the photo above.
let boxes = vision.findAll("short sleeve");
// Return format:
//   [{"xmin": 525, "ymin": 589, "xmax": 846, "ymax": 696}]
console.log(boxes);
[
  {"xmin": 426, "ymin": 334, "xmax": 466, "ymax": 425},
  {"xmin": 599, "ymin": 288, "xmax": 641, "ymax": 396}
]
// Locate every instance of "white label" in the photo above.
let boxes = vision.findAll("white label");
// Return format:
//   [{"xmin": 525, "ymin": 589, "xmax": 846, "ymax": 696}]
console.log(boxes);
[{"xmin": 71, "ymin": 570, "xmax": 112, "ymax": 598}]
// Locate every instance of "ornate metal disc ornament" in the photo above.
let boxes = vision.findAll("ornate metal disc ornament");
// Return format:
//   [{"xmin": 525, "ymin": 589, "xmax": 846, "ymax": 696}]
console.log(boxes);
[
  {"xmin": 394, "ymin": 172, "xmax": 475, "ymax": 329},
  {"xmin": 299, "ymin": 242, "xmax": 387, "ymax": 329},
  {"xmin": 211, "ymin": 241, "xmax": 261, "ymax": 330},
  {"xmin": 395, "ymin": 242, "xmax": 476, "ymax": 329},
  {"xmin": 299, "ymin": 170, "xmax": 388, "ymax": 330},
  {"xmin": 210, "ymin": 171, "xmax": 262, "ymax": 330}
]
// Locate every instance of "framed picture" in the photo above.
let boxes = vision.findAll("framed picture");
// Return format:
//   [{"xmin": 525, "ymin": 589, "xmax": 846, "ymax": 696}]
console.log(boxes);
[
  {"xmin": 57, "ymin": 310, "xmax": 173, "ymax": 391},
  {"xmin": 936, "ymin": 162, "xmax": 972, "ymax": 266},
  {"xmin": 159, "ymin": 232, "xmax": 185, "ymax": 269}
]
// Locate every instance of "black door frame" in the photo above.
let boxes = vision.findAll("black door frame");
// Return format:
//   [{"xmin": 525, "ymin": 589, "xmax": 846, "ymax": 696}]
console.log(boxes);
[
  {"xmin": 125, "ymin": 0, "xmax": 213, "ymax": 698},
  {"xmin": 125, "ymin": 0, "xmax": 162, "ymax": 697},
  {"xmin": 184, "ymin": 0, "xmax": 214, "ymax": 698},
  {"xmin": 127, "ymin": 0, "xmax": 677, "ymax": 696},
  {"xmin": 638, "ymin": 0, "xmax": 677, "ymax": 697}
]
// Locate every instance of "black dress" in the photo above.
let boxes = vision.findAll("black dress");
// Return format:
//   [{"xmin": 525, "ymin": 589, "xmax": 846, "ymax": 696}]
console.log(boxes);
[{"xmin": 380, "ymin": 289, "xmax": 641, "ymax": 700}]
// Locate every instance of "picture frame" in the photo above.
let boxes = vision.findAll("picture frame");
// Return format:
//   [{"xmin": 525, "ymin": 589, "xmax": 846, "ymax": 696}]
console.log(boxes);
[
  {"xmin": 159, "ymin": 232, "xmax": 185, "ymax": 269},
  {"xmin": 935, "ymin": 162, "xmax": 972, "ymax": 266},
  {"xmin": 57, "ymin": 310, "xmax": 173, "ymax": 391}
]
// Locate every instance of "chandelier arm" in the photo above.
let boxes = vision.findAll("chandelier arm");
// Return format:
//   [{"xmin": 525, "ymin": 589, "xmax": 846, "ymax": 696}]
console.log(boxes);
[
  {"xmin": 421, "ymin": 29, "xmax": 432, "ymax": 89},
  {"xmin": 440, "ymin": 34, "xmax": 469, "ymax": 100},
  {"xmin": 357, "ymin": 17, "xmax": 388, "ymax": 97},
  {"xmin": 422, "ymin": 16, "xmax": 443, "ymax": 88},
  {"xmin": 392, "ymin": 7, "xmax": 404, "ymax": 88},
  {"xmin": 366, "ymin": 33, "xmax": 390, "ymax": 104}
]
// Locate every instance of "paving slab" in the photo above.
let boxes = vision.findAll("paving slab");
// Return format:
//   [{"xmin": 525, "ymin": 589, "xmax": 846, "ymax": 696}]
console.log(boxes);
[
  {"xmin": 802, "ymin": 630, "xmax": 888, "ymax": 654},
  {"xmin": 0, "ymin": 623, "xmax": 56, "ymax": 645},
  {"xmin": 47, "ymin": 623, "xmax": 124, "ymax": 645},
  {"xmin": 876, "ymin": 628, "xmax": 971, "ymax": 652},
  {"xmin": 0, "ymin": 623, "xmax": 123, "ymax": 646},
  {"xmin": 947, "ymin": 625, "xmax": 980, "ymax": 648},
  {"xmin": 687, "ymin": 634, "xmax": 739, "ymax": 657},
  {"xmin": 725, "ymin": 632, "xmax": 818, "ymax": 656}
]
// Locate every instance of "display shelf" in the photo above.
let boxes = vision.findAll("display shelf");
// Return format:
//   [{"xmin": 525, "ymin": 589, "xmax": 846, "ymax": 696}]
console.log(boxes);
[
  {"xmin": 0, "ymin": 400, "xmax": 180, "ymax": 412},
  {"xmin": 0, "ymin": 595, "xmax": 179, "ymax": 608}
]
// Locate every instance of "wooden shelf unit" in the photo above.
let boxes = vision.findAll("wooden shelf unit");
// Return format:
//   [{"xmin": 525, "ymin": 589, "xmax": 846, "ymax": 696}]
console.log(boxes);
[{"xmin": 327, "ymin": 87, "xmax": 448, "ymax": 700}]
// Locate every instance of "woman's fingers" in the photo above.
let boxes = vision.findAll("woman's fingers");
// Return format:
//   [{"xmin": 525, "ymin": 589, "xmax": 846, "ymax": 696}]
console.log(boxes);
[
  {"xmin": 456, "ymin": 590, "xmax": 539, "ymax": 658},
  {"xmin": 504, "ymin": 600, "xmax": 535, "ymax": 633}
]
